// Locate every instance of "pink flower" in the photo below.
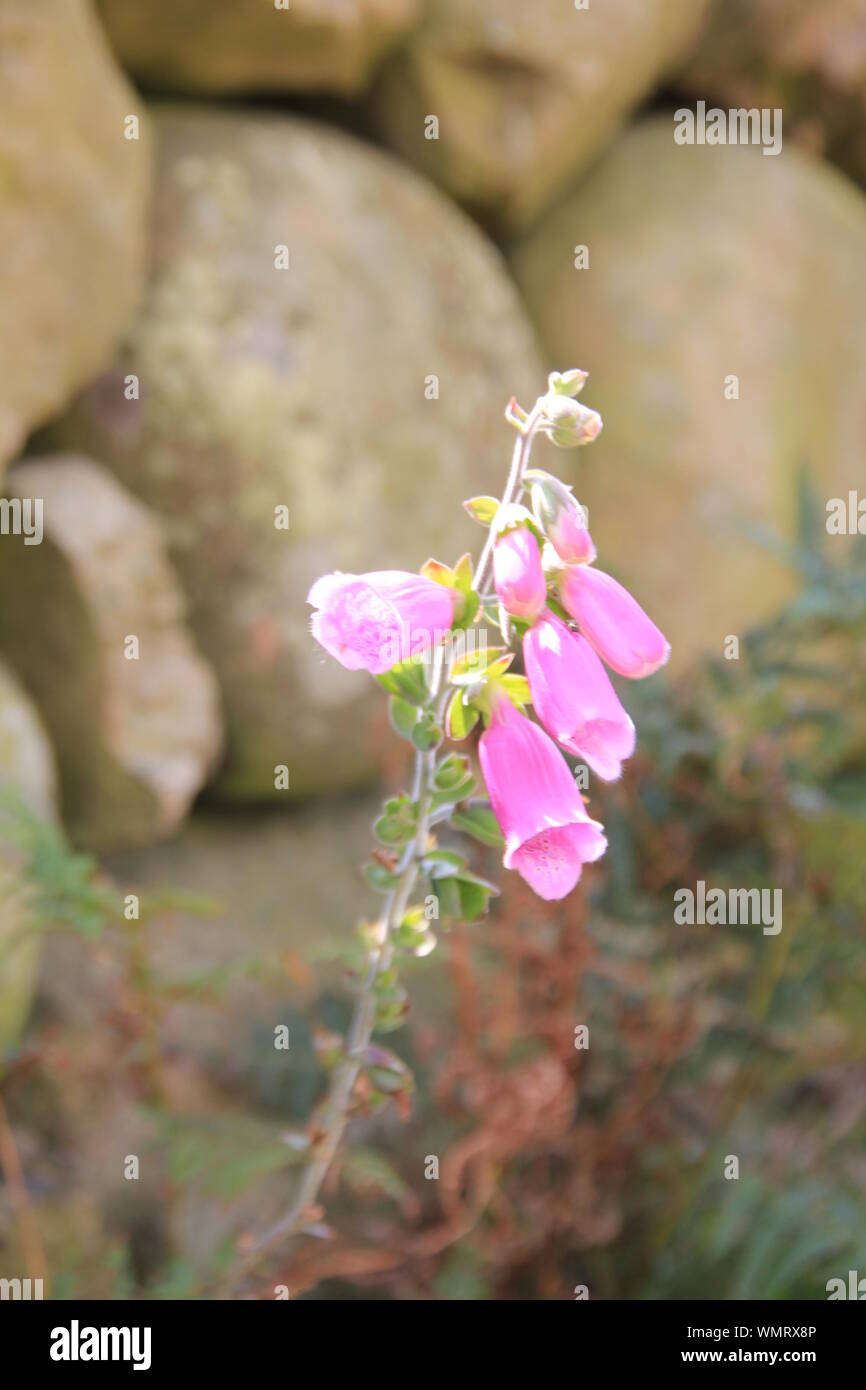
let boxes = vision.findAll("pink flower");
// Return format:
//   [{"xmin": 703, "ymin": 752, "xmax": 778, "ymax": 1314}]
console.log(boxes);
[
  {"xmin": 308, "ymin": 570, "xmax": 456, "ymax": 675},
  {"xmin": 559, "ymin": 564, "xmax": 670, "ymax": 679},
  {"xmin": 493, "ymin": 528, "xmax": 546, "ymax": 619},
  {"xmin": 526, "ymin": 470, "xmax": 596, "ymax": 564},
  {"xmin": 478, "ymin": 692, "xmax": 606, "ymax": 901},
  {"xmin": 548, "ymin": 506, "xmax": 596, "ymax": 564},
  {"xmin": 524, "ymin": 611, "xmax": 635, "ymax": 781}
]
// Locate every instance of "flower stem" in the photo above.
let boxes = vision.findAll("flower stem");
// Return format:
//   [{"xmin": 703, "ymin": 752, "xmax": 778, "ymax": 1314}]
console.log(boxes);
[{"xmin": 227, "ymin": 398, "xmax": 546, "ymax": 1293}]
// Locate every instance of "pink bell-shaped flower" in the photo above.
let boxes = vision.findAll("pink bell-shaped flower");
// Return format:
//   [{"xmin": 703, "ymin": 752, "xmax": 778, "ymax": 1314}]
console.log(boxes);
[
  {"xmin": 524, "ymin": 611, "xmax": 635, "ymax": 781},
  {"xmin": 492, "ymin": 527, "xmax": 547, "ymax": 620},
  {"xmin": 308, "ymin": 570, "xmax": 456, "ymax": 675},
  {"xmin": 478, "ymin": 690, "xmax": 606, "ymax": 901},
  {"xmin": 559, "ymin": 564, "xmax": 670, "ymax": 679}
]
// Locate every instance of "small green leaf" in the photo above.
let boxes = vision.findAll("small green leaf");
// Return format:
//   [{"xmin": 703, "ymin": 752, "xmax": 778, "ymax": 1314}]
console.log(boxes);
[
  {"xmin": 450, "ymin": 802, "xmax": 505, "ymax": 849},
  {"xmin": 463, "ymin": 496, "xmax": 500, "ymax": 526},
  {"xmin": 422, "ymin": 848, "xmax": 467, "ymax": 877},
  {"xmin": 432, "ymin": 875, "xmax": 461, "ymax": 919},
  {"xmin": 374, "ymin": 814, "xmax": 413, "ymax": 845},
  {"xmin": 389, "ymin": 696, "xmax": 419, "ymax": 740},
  {"xmin": 434, "ymin": 753, "xmax": 471, "ymax": 790},
  {"xmin": 455, "ymin": 880, "xmax": 489, "ymax": 923},
  {"xmin": 411, "ymin": 714, "xmax": 442, "ymax": 751},
  {"xmin": 364, "ymin": 861, "xmax": 401, "ymax": 892},
  {"xmin": 431, "ymin": 776, "xmax": 477, "ymax": 812},
  {"xmin": 376, "ymin": 659, "xmax": 429, "ymax": 704}
]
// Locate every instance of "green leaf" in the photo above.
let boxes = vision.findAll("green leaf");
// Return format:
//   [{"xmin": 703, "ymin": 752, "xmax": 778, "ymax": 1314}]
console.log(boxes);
[
  {"xmin": 455, "ymin": 880, "xmax": 489, "ymax": 922},
  {"xmin": 376, "ymin": 659, "xmax": 428, "ymax": 704},
  {"xmin": 432, "ymin": 874, "xmax": 461, "ymax": 919},
  {"xmin": 450, "ymin": 801, "xmax": 505, "ymax": 848},
  {"xmin": 431, "ymin": 776, "xmax": 477, "ymax": 812},
  {"xmin": 364, "ymin": 861, "xmax": 401, "ymax": 892},
  {"xmin": 342, "ymin": 1148, "xmax": 413, "ymax": 1206},
  {"xmin": 389, "ymin": 696, "xmax": 420, "ymax": 740},
  {"xmin": 463, "ymin": 496, "xmax": 500, "ymax": 526},
  {"xmin": 411, "ymin": 713, "xmax": 442, "ymax": 751},
  {"xmin": 422, "ymin": 848, "xmax": 467, "ymax": 877},
  {"xmin": 434, "ymin": 752, "xmax": 472, "ymax": 790},
  {"xmin": 374, "ymin": 815, "xmax": 412, "ymax": 845}
]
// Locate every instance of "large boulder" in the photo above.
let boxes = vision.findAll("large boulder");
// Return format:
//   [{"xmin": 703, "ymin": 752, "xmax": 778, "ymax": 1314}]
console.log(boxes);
[
  {"xmin": 50, "ymin": 108, "xmax": 543, "ymax": 800},
  {"xmin": 96, "ymin": 0, "xmax": 418, "ymax": 96},
  {"xmin": 511, "ymin": 119, "xmax": 866, "ymax": 669},
  {"xmin": 0, "ymin": 660, "xmax": 57, "ymax": 1052},
  {"xmin": 0, "ymin": 456, "xmax": 223, "ymax": 851},
  {"xmin": 0, "ymin": 0, "xmax": 151, "ymax": 477},
  {"xmin": 372, "ymin": 0, "xmax": 710, "ymax": 230},
  {"xmin": 680, "ymin": 0, "xmax": 866, "ymax": 187}
]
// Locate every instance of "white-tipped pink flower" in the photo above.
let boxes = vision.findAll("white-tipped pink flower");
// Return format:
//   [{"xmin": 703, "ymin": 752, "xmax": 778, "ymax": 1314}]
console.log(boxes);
[
  {"xmin": 493, "ymin": 527, "xmax": 546, "ymax": 620},
  {"xmin": 478, "ymin": 691, "xmax": 606, "ymax": 901},
  {"xmin": 548, "ymin": 506, "xmax": 595, "ymax": 564},
  {"xmin": 559, "ymin": 564, "xmax": 670, "ymax": 679},
  {"xmin": 524, "ymin": 611, "xmax": 635, "ymax": 781},
  {"xmin": 308, "ymin": 570, "xmax": 456, "ymax": 675},
  {"xmin": 526, "ymin": 470, "xmax": 596, "ymax": 564}
]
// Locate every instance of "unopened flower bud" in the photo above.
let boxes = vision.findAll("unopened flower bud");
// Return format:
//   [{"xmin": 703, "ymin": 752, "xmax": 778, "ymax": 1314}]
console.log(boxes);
[
  {"xmin": 541, "ymin": 394, "xmax": 603, "ymax": 447},
  {"xmin": 525, "ymin": 470, "xmax": 596, "ymax": 564},
  {"xmin": 493, "ymin": 527, "xmax": 546, "ymax": 620},
  {"xmin": 547, "ymin": 368, "xmax": 589, "ymax": 398}
]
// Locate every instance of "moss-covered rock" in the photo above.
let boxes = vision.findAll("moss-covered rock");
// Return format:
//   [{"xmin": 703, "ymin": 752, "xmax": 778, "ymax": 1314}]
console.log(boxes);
[
  {"xmin": 51, "ymin": 108, "xmax": 543, "ymax": 800},
  {"xmin": 511, "ymin": 119, "xmax": 866, "ymax": 669},
  {"xmin": 0, "ymin": 660, "xmax": 57, "ymax": 1052},
  {"xmin": 372, "ymin": 0, "xmax": 710, "ymax": 230},
  {"xmin": 0, "ymin": 0, "xmax": 151, "ymax": 477},
  {"xmin": 0, "ymin": 456, "xmax": 223, "ymax": 851},
  {"xmin": 96, "ymin": 0, "xmax": 418, "ymax": 96}
]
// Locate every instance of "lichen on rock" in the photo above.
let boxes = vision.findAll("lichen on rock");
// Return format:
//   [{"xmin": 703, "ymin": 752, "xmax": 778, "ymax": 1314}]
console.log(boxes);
[{"xmin": 51, "ymin": 108, "xmax": 543, "ymax": 801}]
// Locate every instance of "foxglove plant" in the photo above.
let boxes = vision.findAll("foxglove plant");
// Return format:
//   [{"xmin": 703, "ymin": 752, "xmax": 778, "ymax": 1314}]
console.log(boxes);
[{"xmin": 240, "ymin": 371, "xmax": 668, "ymax": 1279}]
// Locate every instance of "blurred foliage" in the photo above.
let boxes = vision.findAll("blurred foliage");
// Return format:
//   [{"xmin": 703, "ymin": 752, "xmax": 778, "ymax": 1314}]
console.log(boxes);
[{"xmin": 0, "ymin": 791, "xmax": 114, "ymax": 941}]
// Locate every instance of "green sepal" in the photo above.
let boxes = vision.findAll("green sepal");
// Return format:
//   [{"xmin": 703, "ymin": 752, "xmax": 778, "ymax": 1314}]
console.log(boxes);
[
  {"xmin": 445, "ymin": 689, "xmax": 481, "ymax": 741},
  {"xmin": 463, "ymin": 496, "xmax": 499, "ymax": 526},
  {"xmin": 500, "ymin": 673, "xmax": 531, "ymax": 711}
]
